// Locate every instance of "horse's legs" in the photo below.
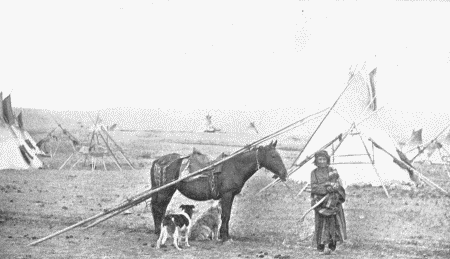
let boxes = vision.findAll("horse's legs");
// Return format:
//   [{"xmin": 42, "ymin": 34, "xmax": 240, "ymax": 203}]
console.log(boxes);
[
  {"xmin": 219, "ymin": 193, "xmax": 235, "ymax": 241},
  {"xmin": 151, "ymin": 187, "xmax": 176, "ymax": 235}
]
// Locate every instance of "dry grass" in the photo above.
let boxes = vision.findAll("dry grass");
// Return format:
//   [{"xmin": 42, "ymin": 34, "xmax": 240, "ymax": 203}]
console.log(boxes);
[{"xmin": 1, "ymin": 112, "xmax": 449, "ymax": 258}]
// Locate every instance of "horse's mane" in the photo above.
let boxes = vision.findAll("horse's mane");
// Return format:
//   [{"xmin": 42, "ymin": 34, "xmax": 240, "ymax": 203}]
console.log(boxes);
[{"xmin": 192, "ymin": 147, "xmax": 206, "ymax": 156}]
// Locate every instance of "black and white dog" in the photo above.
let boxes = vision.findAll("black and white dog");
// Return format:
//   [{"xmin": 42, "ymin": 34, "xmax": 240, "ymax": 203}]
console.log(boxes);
[{"xmin": 156, "ymin": 204, "xmax": 195, "ymax": 250}]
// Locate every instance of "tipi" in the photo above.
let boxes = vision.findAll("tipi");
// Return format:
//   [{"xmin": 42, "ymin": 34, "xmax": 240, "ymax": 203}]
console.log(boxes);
[
  {"xmin": 288, "ymin": 66, "xmax": 416, "ymax": 191},
  {"xmin": 0, "ymin": 93, "xmax": 43, "ymax": 170},
  {"xmin": 15, "ymin": 112, "xmax": 46, "ymax": 156},
  {"xmin": 204, "ymin": 114, "xmax": 221, "ymax": 133}
]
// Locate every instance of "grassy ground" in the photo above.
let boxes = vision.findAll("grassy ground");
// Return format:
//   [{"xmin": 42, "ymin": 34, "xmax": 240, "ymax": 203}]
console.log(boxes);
[{"xmin": 1, "ymin": 130, "xmax": 449, "ymax": 258}]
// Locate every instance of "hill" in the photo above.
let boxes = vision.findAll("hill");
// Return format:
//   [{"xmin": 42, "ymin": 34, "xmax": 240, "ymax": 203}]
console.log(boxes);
[{"xmin": 13, "ymin": 106, "xmax": 450, "ymax": 145}]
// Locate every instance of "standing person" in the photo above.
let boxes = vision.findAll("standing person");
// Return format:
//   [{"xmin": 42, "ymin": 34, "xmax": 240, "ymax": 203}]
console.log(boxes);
[{"xmin": 310, "ymin": 150, "xmax": 347, "ymax": 255}]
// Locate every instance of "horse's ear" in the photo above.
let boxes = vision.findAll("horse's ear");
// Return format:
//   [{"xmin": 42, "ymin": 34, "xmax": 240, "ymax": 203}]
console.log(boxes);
[
  {"xmin": 272, "ymin": 140, "xmax": 277, "ymax": 147},
  {"xmin": 269, "ymin": 140, "xmax": 273, "ymax": 146}
]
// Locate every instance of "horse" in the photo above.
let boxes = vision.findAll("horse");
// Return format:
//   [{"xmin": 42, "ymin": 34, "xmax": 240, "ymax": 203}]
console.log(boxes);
[{"xmin": 149, "ymin": 140, "xmax": 287, "ymax": 241}]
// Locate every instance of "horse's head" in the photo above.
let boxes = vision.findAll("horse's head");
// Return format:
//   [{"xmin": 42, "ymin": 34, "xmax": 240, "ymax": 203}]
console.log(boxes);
[{"xmin": 257, "ymin": 140, "xmax": 287, "ymax": 181}]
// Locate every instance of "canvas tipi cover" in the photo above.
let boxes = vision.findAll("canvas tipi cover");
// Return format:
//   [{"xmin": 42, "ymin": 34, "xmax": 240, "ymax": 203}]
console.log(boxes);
[
  {"xmin": 289, "ymin": 66, "xmax": 413, "ymax": 187},
  {"xmin": 0, "ymin": 94, "xmax": 43, "ymax": 170}
]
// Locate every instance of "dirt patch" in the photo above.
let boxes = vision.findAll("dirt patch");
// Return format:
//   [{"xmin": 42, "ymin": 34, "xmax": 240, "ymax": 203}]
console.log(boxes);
[{"xmin": 2, "ymin": 131, "xmax": 450, "ymax": 258}]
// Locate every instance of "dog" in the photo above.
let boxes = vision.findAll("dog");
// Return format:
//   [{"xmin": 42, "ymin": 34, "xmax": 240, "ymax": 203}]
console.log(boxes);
[
  {"xmin": 189, "ymin": 200, "xmax": 222, "ymax": 241},
  {"xmin": 156, "ymin": 204, "xmax": 195, "ymax": 250}
]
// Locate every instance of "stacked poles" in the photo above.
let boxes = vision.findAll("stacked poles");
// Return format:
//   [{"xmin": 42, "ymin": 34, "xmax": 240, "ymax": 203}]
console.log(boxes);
[{"xmin": 27, "ymin": 109, "xmax": 328, "ymax": 246}]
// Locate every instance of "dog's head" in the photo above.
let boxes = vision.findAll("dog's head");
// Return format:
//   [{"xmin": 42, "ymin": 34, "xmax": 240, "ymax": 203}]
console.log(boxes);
[
  {"xmin": 180, "ymin": 204, "xmax": 196, "ymax": 218},
  {"xmin": 209, "ymin": 200, "xmax": 222, "ymax": 215}
]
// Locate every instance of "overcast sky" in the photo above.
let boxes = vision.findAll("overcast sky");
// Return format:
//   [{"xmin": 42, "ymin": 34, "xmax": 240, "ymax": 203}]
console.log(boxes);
[{"xmin": 1, "ymin": 1, "xmax": 450, "ymax": 113}]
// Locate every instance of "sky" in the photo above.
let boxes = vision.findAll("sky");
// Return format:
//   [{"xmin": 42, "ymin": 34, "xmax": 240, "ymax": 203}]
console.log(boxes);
[{"xmin": 1, "ymin": 1, "xmax": 450, "ymax": 115}]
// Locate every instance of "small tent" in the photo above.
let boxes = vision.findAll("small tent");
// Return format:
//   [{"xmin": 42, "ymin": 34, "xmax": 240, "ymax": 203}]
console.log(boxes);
[
  {"xmin": 203, "ymin": 114, "xmax": 221, "ymax": 133},
  {"xmin": 248, "ymin": 122, "xmax": 259, "ymax": 134}
]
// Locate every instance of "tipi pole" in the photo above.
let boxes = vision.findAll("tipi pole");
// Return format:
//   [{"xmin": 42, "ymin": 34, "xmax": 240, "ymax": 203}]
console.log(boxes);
[
  {"xmin": 357, "ymin": 130, "xmax": 390, "ymax": 198},
  {"xmin": 87, "ymin": 113, "xmax": 100, "ymax": 150},
  {"xmin": 71, "ymin": 155, "xmax": 84, "ymax": 170},
  {"xmin": 97, "ymin": 132, "xmax": 122, "ymax": 171},
  {"xmin": 289, "ymin": 75, "xmax": 356, "ymax": 169},
  {"xmin": 369, "ymin": 138, "xmax": 449, "ymax": 195},
  {"xmin": 52, "ymin": 141, "xmax": 61, "ymax": 158},
  {"xmin": 59, "ymin": 153, "xmax": 74, "ymax": 170},
  {"xmin": 230, "ymin": 108, "xmax": 328, "ymax": 156},
  {"xmin": 262, "ymin": 122, "xmax": 356, "ymax": 194},
  {"xmin": 100, "ymin": 127, "xmax": 135, "ymax": 170},
  {"xmin": 102, "ymin": 157, "xmax": 107, "ymax": 171},
  {"xmin": 84, "ymin": 202, "xmax": 136, "ymax": 229},
  {"xmin": 28, "ymin": 210, "xmax": 115, "ymax": 246}
]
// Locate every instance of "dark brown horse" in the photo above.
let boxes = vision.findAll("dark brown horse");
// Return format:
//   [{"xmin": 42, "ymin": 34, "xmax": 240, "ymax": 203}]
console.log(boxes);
[{"xmin": 149, "ymin": 141, "xmax": 287, "ymax": 241}]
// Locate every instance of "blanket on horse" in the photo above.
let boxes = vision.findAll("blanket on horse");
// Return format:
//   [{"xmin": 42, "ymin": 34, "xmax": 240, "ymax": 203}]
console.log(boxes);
[
  {"xmin": 180, "ymin": 149, "xmax": 228, "ymax": 199},
  {"xmin": 180, "ymin": 148, "xmax": 227, "ymax": 179},
  {"xmin": 150, "ymin": 149, "xmax": 227, "ymax": 199},
  {"xmin": 151, "ymin": 153, "xmax": 184, "ymax": 187}
]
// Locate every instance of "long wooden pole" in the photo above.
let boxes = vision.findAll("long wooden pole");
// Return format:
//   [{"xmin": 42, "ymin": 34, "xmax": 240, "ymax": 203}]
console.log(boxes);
[
  {"xmin": 289, "ymin": 75, "xmax": 356, "ymax": 169},
  {"xmin": 98, "ymin": 132, "xmax": 122, "ymax": 171},
  {"xmin": 29, "ymin": 111, "xmax": 333, "ymax": 246},
  {"xmin": 28, "ymin": 147, "xmax": 251, "ymax": 246},
  {"xmin": 83, "ymin": 201, "xmax": 137, "ymax": 229},
  {"xmin": 28, "ymin": 210, "xmax": 117, "ymax": 246},
  {"xmin": 59, "ymin": 153, "xmax": 74, "ymax": 170},
  {"xmin": 230, "ymin": 108, "xmax": 328, "ymax": 156},
  {"xmin": 357, "ymin": 130, "xmax": 390, "ymax": 198}
]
